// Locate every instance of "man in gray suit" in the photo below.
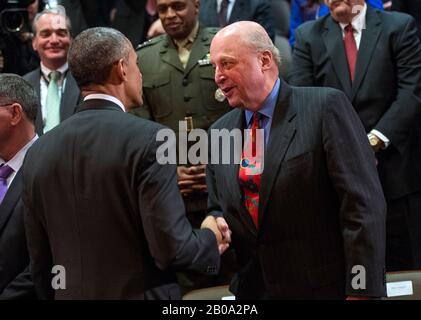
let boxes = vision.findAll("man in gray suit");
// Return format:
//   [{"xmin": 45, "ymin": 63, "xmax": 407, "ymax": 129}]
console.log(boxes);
[
  {"xmin": 23, "ymin": 8, "xmax": 81, "ymax": 136},
  {"xmin": 208, "ymin": 21, "xmax": 386, "ymax": 299},
  {"xmin": 22, "ymin": 27, "xmax": 226, "ymax": 300}
]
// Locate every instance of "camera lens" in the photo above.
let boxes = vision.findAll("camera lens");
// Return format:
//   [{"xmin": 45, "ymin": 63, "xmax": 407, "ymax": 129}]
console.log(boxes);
[{"xmin": 2, "ymin": 9, "xmax": 25, "ymax": 32}]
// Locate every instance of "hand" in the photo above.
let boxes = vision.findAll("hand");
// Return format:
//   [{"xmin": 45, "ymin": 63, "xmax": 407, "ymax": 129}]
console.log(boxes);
[
  {"xmin": 147, "ymin": 19, "xmax": 165, "ymax": 39},
  {"xmin": 201, "ymin": 216, "xmax": 231, "ymax": 254},
  {"xmin": 109, "ymin": 8, "xmax": 117, "ymax": 23},
  {"xmin": 177, "ymin": 165, "xmax": 207, "ymax": 196},
  {"xmin": 383, "ymin": 1, "xmax": 392, "ymax": 10}
]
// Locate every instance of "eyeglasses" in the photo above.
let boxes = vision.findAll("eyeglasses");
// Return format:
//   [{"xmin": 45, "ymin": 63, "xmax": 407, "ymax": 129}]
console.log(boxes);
[{"xmin": 0, "ymin": 103, "xmax": 13, "ymax": 108}]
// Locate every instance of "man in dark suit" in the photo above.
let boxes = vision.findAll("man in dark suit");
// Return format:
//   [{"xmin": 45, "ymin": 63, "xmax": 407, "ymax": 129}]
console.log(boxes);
[
  {"xmin": 22, "ymin": 27, "xmax": 225, "ymax": 300},
  {"xmin": 0, "ymin": 74, "xmax": 38, "ymax": 300},
  {"xmin": 111, "ymin": 0, "xmax": 148, "ymax": 46},
  {"xmin": 208, "ymin": 21, "xmax": 386, "ymax": 299},
  {"xmin": 199, "ymin": 0, "xmax": 276, "ymax": 40},
  {"xmin": 289, "ymin": 0, "xmax": 421, "ymax": 271},
  {"xmin": 24, "ymin": 9, "xmax": 81, "ymax": 136},
  {"xmin": 392, "ymin": 0, "xmax": 421, "ymax": 40}
]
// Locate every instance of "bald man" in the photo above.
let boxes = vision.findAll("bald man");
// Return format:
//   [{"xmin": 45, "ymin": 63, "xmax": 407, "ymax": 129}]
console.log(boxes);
[{"xmin": 207, "ymin": 21, "xmax": 387, "ymax": 299}]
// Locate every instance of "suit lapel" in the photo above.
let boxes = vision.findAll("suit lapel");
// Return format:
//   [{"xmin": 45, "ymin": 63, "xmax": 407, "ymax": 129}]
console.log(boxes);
[
  {"xmin": 258, "ymin": 81, "xmax": 297, "ymax": 230},
  {"xmin": 322, "ymin": 17, "xmax": 352, "ymax": 98},
  {"xmin": 33, "ymin": 69, "xmax": 44, "ymax": 136},
  {"xmin": 229, "ymin": 0, "xmax": 245, "ymax": 23},
  {"xmin": 60, "ymin": 73, "xmax": 80, "ymax": 120},
  {"xmin": 184, "ymin": 27, "xmax": 211, "ymax": 76},
  {"xmin": 0, "ymin": 171, "xmax": 22, "ymax": 234},
  {"xmin": 351, "ymin": 7, "xmax": 381, "ymax": 101},
  {"xmin": 159, "ymin": 36, "xmax": 185, "ymax": 74}
]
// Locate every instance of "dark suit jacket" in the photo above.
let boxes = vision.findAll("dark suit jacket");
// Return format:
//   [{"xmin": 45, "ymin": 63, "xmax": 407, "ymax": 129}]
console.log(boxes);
[
  {"xmin": 112, "ymin": 0, "xmax": 148, "ymax": 47},
  {"xmin": 23, "ymin": 68, "xmax": 81, "ymax": 136},
  {"xmin": 207, "ymin": 81, "xmax": 386, "ymax": 299},
  {"xmin": 22, "ymin": 99, "xmax": 220, "ymax": 300},
  {"xmin": 393, "ymin": 0, "xmax": 421, "ymax": 40},
  {"xmin": 0, "ymin": 171, "xmax": 36, "ymax": 300},
  {"xmin": 289, "ymin": 7, "xmax": 421, "ymax": 201},
  {"xmin": 199, "ymin": 0, "xmax": 276, "ymax": 41}
]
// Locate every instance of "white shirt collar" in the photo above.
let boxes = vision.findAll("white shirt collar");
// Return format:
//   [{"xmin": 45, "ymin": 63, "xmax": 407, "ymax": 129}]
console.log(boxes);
[
  {"xmin": 83, "ymin": 94, "xmax": 126, "ymax": 112},
  {"xmin": 41, "ymin": 62, "xmax": 69, "ymax": 79},
  {"xmin": 339, "ymin": 3, "xmax": 367, "ymax": 34},
  {"xmin": 0, "ymin": 135, "xmax": 38, "ymax": 173}
]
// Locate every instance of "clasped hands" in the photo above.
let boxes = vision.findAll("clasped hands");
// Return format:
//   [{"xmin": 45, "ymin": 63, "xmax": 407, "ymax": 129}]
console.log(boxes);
[
  {"xmin": 201, "ymin": 216, "xmax": 232, "ymax": 255},
  {"xmin": 177, "ymin": 165, "xmax": 207, "ymax": 196}
]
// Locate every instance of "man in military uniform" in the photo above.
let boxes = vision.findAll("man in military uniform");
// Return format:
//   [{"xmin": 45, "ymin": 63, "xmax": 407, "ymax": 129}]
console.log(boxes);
[
  {"xmin": 134, "ymin": 0, "xmax": 230, "ymax": 226},
  {"xmin": 133, "ymin": 0, "xmax": 232, "ymax": 293}
]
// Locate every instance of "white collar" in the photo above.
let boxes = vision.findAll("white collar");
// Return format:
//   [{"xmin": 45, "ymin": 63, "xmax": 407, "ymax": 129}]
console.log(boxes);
[
  {"xmin": 83, "ymin": 94, "xmax": 126, "ymax": 112},
  {"xmin": 339, "ymin": 2, "xmax": 367, "ymax": 33},
  {"xmin": 0, "ymin": 135, "xmax": 38, "ymax": 172},
  {"xmin": 41, "ymin": 62, "xmax": 69, "ymax": 79}
]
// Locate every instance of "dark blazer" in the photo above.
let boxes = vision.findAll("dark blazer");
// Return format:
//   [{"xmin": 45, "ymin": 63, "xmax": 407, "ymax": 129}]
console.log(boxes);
[
  {"xmin": 22, "ymin": 99, "xmax": 220, "ymax": 300},
  {"xmin": 0, "ymin": 171, "xmax": 36, "ymax": 300},
  {"xmin": 289, "ymin": 7, "xmax": 421, "ymax": 201},
  {"xmin": 199, "ymin": 0, "xmax": 276, "ymax": 41},
  {"xmin": 112, "ymin": 0, "xmax": 148, "ymax": 47},
  {"xmin": 23, "ymin": 68, "xmax": 81, "ymax": 136},
  {"xmin": 207, "ymin": 81, "xmax": 387, "ymax": 299},
  {"xmin": 392, "ymin": 0, "xmax": 421, "ymax": 40}
]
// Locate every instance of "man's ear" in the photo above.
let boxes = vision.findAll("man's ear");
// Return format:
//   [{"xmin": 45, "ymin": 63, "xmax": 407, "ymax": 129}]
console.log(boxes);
[
  {"xmin": 32, "ymin": 36, "xmax": 38, "ymax": 52},
  {"xmin": 116, "ymin": 58, "xmax": 126, "ymax": 81},
  {"xmin": 260, "ymin": 50, "xmax": 273, "ymax": 71},
  {"xmin": 9, "ymin": 103, "xmax": 24, "ymax": 126}
]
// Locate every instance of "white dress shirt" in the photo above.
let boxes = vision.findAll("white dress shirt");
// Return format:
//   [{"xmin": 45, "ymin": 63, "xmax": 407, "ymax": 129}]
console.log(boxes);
[
  {"xmin": 0, "ymin": 135, "xmax": 38, "ymax": 188},
  {"xmin": 84, "ymin": 94, "xmax": 126, "ymax": 112}
]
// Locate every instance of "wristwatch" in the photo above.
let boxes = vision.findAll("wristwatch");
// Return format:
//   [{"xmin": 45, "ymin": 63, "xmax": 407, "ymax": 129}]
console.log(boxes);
[{"xmin": 368, "ymin": 133, "xmax": 382, "ymax": 152}]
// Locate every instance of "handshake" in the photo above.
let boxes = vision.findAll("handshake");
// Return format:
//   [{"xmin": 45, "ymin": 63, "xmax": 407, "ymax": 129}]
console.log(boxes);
[{"xmin": 201, "ymin": 216, "xmax": 232, "ymax": 254}]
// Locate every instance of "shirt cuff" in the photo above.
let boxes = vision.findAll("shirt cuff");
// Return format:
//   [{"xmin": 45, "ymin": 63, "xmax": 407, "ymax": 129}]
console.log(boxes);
[{"xmin": 370, "ymin": 130, "xmax": 390, "ymax": 149}]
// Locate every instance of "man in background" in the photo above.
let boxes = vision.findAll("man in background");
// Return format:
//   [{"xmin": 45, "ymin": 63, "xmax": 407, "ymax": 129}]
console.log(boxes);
[{"xmin": 24, "ymin": 8, "xmax": 81, "ymax": 135}]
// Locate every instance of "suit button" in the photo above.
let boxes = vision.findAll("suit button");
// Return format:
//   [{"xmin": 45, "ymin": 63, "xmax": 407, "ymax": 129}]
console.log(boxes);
[
  {"xmin": 184, "ymin": 96, "xmax": 191, "ymax": 102},
  {"xmin": 182, "ymin": 78, "xmax": 188, "ymax": 86}
]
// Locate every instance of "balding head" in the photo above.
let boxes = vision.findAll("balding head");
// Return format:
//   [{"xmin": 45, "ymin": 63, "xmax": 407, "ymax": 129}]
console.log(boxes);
[{"xmin": 210, "ymin": 21, "xmax": 280, "ymax": 111}]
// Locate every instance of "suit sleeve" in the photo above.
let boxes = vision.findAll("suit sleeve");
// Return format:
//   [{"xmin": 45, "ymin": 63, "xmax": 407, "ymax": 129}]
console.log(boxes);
[
  {"xmin": 136, "ymin": 128, "xmax": 220, "ymax": 275},
  {"xmin": 322, "ymin": 90, "xmax": 387, "ymax": 297},
  {"xmin": 22, "ymin": 157, "xmax": 55, "ymax": 300},
  {"xmin": 0, "ymin": 266, "xmax": 36, "ymax": 300},
  {"xmin": 288, "ymin": 25, "xmax": 317, "ymax": 86},
  {"xmin": 373, "ymin": 16, "xmax": 421, "ymax": 152}
]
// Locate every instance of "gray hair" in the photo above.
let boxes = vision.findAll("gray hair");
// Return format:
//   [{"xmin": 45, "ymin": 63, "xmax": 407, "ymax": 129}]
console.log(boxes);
[
  {"xmin": 68, "ymin": 27, "xmax": 132, "ymax": 88},
  {"xmin": 0, "ymin": 74, "xmax": 38, "ymax": 123},
  {"xmin": 32, "ymin": 8, "xmax": 72, "ymax": 36},
  {"xmin": 245, "ymin": 29, "xmax": 281, "ymax": 67}
]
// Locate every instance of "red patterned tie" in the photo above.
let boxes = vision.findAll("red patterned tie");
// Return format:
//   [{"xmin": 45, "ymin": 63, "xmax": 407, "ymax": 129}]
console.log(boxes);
[
  {"xmin": 239, "ymin": 113, "xmax": 262, "ymax": 228},
  {"xmin": 344, "ymin": 23, "xmax": 358, "ymax": 82}
]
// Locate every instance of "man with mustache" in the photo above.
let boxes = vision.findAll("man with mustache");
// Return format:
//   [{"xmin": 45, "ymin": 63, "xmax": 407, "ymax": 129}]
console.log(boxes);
[
  {"xmin": 24, "ymin": 8, "xmax": 81, "ymax": 135},
  {"xmin": 290, "ymin": 0, "xmax": 421, "ymax": 272}
]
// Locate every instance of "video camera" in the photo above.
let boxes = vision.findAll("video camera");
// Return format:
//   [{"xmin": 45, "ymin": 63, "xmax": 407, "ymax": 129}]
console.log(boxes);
[{"xmin": 0, "ymin": 0, "xmax": 35, "ymax": 34}]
